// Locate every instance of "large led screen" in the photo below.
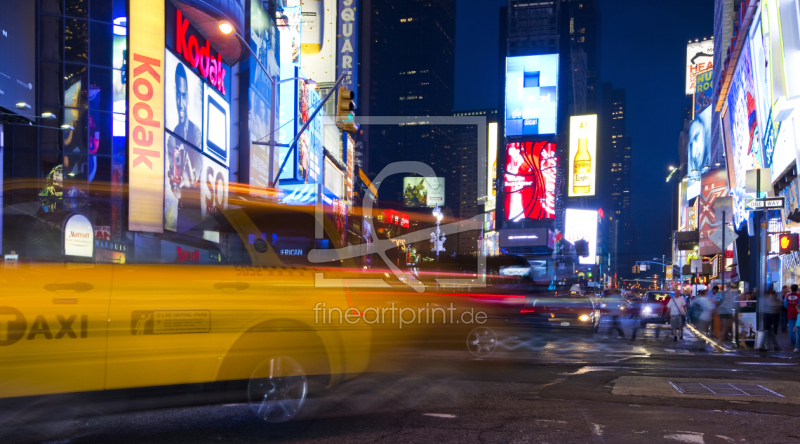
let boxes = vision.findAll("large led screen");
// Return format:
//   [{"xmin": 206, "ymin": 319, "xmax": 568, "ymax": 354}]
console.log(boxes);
[
  {"xmin": 504, "ymin": 141, "xmax": 557, "ymax": 221},
  {"xmin": 564, "ymin": 209, "xmax": 597, "ymax": 265},
  {"xmin": 487, "ymin": 122, "xmax": 498, "ymax": 200},
  {"xmin": 203, "ymin": 83, "xmax": 230, "ymax": 166},
  {"xmin": 686, "ymin": 40, "xmax": 714, "ymax": 95},
  {"xmin": 568, "ymin": 115, "xmax": 597, "ymax": 197},
  {"xmin": 687, "ymin": 70, "xmax": 713, "ymax": 201},
  {"xmin": 505, "ymin": 54, "xmax": 559, "ymax": 136},
  {"xmin": 248, "ymin": 0, "xmax": 279, "ymax": 188},
  {"xmin": 727, "ymin": 38, "xmax": 762, "ymax": 191},
  {"xmin": 403, "ymin": 177, "xmax": 445, "ymax": 207}
]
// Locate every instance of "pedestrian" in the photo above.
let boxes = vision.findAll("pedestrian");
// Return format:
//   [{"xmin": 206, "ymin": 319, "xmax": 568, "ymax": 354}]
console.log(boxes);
[
  {"xmin": 608, "ymin": 314, "xmax": 625, "ymax": 338},
  {"xmin": 717, "ymin": 286, "xmax": 736, "ymax": 342},
  {"xmin": 666, "ymin": 293, "xmax": 687, "ymax": 341},
  {"xmin": 694, "ymin": 290, "xmax": 716, "ymax": 335},
  {"xmin": 784, "ymin": 284, "xmax": 800, "ymax": 350},
  {"xmin": 780, "ymin": 285, "xmax": 789, "ymax": 333},
  {"xmin": 711, "ymin": 285, "xmax": 721, "ymax": 302},
  {"xmin": 763, "ymin": 288, "xmax": 782, "ymax": 351}
]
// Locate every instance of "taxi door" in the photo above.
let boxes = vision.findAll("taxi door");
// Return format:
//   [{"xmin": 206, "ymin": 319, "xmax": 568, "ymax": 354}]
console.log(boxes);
[
  {"xmin": 0, "ymin": 263, "xmax": 112, "ymax": 398},
  {"xmin": 105, "ymin": 263, "xmax": 269, "ymax": 390}
]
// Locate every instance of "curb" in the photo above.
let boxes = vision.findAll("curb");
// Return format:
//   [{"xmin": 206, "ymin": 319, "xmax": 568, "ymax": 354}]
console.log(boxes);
[{"xmin": 685, "ymin": 324, "xmax": 735, "ymax": 353}]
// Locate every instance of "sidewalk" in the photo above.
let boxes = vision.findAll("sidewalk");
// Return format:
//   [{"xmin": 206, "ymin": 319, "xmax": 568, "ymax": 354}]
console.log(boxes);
[{"xmin": 687, "ymin": 321, "xmax": 797, "ymax": 354}]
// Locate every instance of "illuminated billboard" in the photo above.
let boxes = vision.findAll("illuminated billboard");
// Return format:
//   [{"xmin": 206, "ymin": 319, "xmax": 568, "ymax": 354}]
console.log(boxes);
[
  {"xmin": 687, "ymin": 70, "xmax": 713, "ymax": 201},
  {"xmin": 487, "ymin": 122, "xmax": 497, "ymax": 199},
  {"xmin": 248, "ymin": 0, "xmax": 279, "ymax": 187},
  {"xmin": 686, "ymin": 40, "xmax": 713, "ymax": 95},
  {"xmin": 568, "ymin": 115, "xmax": 597, "ymax": 197},
  {"xmin": 749, "ymin": 10, "xmax": 793, "ymax": 181},
  {"xmin": 301, "ymin": 0, "xmax": 336, "ymax": 83},
  {"xmin": 564, "ymin": 209, "xmax": 597, "ymax": 265},
  {"xmin": 727, "ymin": 37, "xmax": 762, "ymax": 192},
  {"xmin": 128, "ymin": 0, "xmax": 165, "ymax": 233},
  {"xmin": 698, "ymin": 169, "xmax": 728, "ymax": 256},
  {"xmin": 403, "ymin": 177, "xmax": 445, "ymax": 207},
  {"xmin": 505, "ymin": 54, "xmax": 559, "ymax": 136},
  {"xmin": 503, "ymin": 141, "xmax": 557, "ymax": 221}
]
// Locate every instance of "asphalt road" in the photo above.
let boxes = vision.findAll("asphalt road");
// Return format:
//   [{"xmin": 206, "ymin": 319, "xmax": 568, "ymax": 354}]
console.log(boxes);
[{"xmin": 4, "ymin": 319, "xmax": 800, "ymax": 444}]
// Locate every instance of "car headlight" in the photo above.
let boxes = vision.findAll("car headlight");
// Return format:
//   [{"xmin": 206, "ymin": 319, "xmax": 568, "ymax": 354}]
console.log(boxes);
[
  {"xmin": 579, "ymin": 314, "xmax": 590, "ymax": 322},
  {"xmin": 601, "ymin": 303, "xmax": 607, "ymax": 308},
  {"xmin": 642, "ymin": 306, "xmax": 652, "ymax": 315}
]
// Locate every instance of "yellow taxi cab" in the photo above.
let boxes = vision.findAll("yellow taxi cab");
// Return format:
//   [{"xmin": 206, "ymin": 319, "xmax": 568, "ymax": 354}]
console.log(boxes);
[{"xmin": 0, "ymin": 180, "xmax": 372, "ymax": 423}]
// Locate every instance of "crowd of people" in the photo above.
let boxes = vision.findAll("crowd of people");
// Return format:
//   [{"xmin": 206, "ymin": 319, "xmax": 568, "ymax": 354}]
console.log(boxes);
[{"xmin": 668, "ymin": 284, "xmax": 800, "ymax": 351}]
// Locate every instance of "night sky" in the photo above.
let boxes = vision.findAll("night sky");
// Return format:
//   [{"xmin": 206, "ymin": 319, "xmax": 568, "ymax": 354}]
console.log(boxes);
[{"xmin": 455, "ymin": 0, "xmax": 714, "ymax": 264}]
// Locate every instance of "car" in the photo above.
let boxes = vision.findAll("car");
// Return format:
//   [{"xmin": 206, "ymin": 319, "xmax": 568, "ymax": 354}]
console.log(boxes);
[
  {"xmin": 640, "ymin": 291, "xmax": 674, "ymax": 326},
  {"xmin": 0, "ymin": 181, "xmax": 377, "ymax": 423},
  {"xmin": 596, "ymin": 288, "xmax": 627, "ymax": 316},
  {"xmin": 513, "ymin": 290, "xmax": 600, "ymax": 332},
  {"xmin": 625, "ymin": 296, "xmax": 644, "ymax": 317}
]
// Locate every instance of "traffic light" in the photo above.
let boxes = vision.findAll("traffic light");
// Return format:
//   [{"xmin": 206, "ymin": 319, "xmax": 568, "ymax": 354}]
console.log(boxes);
[
  {"xmin": 779, "ymin": 233, "xmax": 799, "ymax": 254},
  {"xmin": 336, "ymin": 86, "xmax": 358, "ymax": 133}
]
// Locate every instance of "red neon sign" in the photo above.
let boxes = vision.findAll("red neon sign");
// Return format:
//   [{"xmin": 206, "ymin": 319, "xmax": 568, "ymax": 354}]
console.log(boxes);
[
  {"xmin": 383, "ymin": 209, "xmax": 410, "ymax": 228},
  {"xmin": 176, "ymin": 246, "xmax": 200, "ymax": 263},
  {"xmin": 175, "ymin": 9, "xmax": 226, "ymax": 95}
]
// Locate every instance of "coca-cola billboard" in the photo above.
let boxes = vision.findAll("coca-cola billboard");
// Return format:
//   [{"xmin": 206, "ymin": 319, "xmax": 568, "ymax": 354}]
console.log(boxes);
[{"xmin": 503, "ymin": 141, "xmax": 557, "ymax": 221}]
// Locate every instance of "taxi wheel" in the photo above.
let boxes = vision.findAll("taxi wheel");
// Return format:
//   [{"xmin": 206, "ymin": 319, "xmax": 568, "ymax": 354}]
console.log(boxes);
[
  {"xmin": 466, "ymin": 326, "xmax": 497, "ymax": 358},
  {"xmin": 248, "ymin": 355, "xmax": 309, "ymax": 423}
]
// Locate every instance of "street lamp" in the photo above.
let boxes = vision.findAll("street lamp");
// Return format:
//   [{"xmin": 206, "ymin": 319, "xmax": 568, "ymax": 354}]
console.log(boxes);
[{"xmin": 219, "ymin": 21, "xmax": 337, "ymax": 187}]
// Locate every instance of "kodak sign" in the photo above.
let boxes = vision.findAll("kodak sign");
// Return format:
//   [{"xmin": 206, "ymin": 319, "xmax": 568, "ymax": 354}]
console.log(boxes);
[
  {"xmin": 128, "ymin": 0, "xmax": 165, "ymax": 233},
  {"xmin": 175, "ymin": 9, "xmax": 226, "ymax": 95}
]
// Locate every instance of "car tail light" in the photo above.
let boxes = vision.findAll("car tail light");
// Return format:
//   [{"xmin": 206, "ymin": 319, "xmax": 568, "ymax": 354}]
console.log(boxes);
[{"xmin": 520, "ymin": 309, "xmax": 535, "ymax": 313}]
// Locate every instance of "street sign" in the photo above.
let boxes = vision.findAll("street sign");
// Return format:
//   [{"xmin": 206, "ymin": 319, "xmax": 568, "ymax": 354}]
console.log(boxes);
[
  {"xmin": 745, "ymin": 168, "xmax": 772, "ymax": 194},
  {"xmin": 745, "ymin": 197, "xmax": 785, "ymax": 211},
  {"xmin": 708, "ymin": 225, "xmax": 738, "ymax": 250}
]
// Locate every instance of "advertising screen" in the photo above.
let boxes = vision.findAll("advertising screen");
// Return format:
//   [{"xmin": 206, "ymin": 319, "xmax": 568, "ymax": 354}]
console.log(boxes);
[
  {"xmin": 503, "ymin": 141, "xmax": 557, "ymax": 221},
  {"xmin": 165, "ymin": 50, "xmax": 203, "ymax": 151},
  {"xmin": 201, "ymin": 156, "xmax": 229, "ymax": 221},
  {"xmin": 687, "ymin": 70, "xmax": 713, "ymax": 201},
  {"xmin": 248, "ymin": 0, "xmax": 279, "ymax": 187},
  {"xmin": 564, "ymin": 209, "xmax": 598, "ymax": 265},
  {"xmin": 698, "ymin": 169, "xmax": 729, "ymax": 256},
  {"xmin": 301, "ymin": 0, "xmax": 336, "ymax": 83},
  {"xmin": 487, "ymin": 122, "xmax": 498, "ymax": 199},
  {"xmin": 128, "ymin": 0, "xmax": 165, "ymax": 233},
  {"xmin": 568, "ymin": 115, "xmax": 597, "ymax": 197},
  {"xmin": 750, "ymin": 11, "xmax": 794, "ymax": 181},
  {"xmin": 686, "ymin": 40, "xmax": 714, "ymax": 95},
  {"xmin": 727, "ymin": 37, "xmax": 762, "ymax": 192},
  {"xmin": 164, "ymin": 134, "xmax": 203, "ymax": 233},
  {"xmin": 324, "ymin": 157, "xmax": 344, "ymax": 199},
  {"xmin": 0, "ymin": 1, "xmax": 34, "ymax": 114},
  {"xmin": 505, "ymin": 54, "xmax": 559, "ymax": 136},
  {"xmin": 203, "ymin": 83, "xmax": 230, "ymax": 166},
  {"xmin": 403, "ymin": 177, "xmax": 445, "ymax": 207}
]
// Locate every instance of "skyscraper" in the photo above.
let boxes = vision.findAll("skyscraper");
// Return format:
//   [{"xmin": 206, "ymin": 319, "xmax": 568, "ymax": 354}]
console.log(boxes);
[
  {"xmin": 358, "ymin": 0, "xmax": 456, "ymax": 188},
  {"xmin": 599, "ymin": 83, "xmax": 637, "ymax": 277}
]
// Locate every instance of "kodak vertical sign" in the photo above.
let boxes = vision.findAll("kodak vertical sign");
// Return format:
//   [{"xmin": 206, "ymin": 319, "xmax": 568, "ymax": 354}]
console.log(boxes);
[{"xmin": 128, "ymin": 0, "xmax": 165, "ymax": 233}]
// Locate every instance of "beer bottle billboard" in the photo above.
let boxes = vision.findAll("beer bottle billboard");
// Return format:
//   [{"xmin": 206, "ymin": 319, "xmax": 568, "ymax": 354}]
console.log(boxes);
[{"xmin": 568, "ymin": 115, "xmax": 597, "ymax": 197}]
